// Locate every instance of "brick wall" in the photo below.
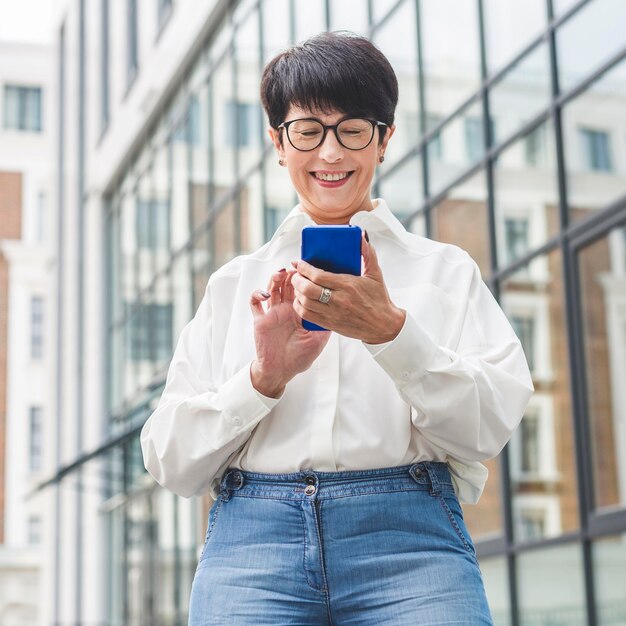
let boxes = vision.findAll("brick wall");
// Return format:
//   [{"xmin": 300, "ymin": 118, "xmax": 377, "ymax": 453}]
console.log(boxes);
[{"xmin": 0, "ymin": 170, "xmax": 23, "ymax": 544}]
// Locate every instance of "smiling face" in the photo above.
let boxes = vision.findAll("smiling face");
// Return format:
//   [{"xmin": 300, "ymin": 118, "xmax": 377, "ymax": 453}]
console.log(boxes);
[{"xmin": 269, "ymin": 105, "xmax": 395, "ymax": 224}]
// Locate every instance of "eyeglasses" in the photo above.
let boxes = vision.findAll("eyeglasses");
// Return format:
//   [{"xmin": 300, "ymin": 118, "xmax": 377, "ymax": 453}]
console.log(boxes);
[{"xmin": 278, "ymin": 117, "xmax": 388, "ymax": 151}]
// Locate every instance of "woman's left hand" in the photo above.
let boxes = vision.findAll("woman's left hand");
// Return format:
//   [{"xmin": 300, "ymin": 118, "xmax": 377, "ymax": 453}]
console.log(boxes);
[{"xmin": 291, "ymin": 233, "xmax": 406, "ymax": 344}]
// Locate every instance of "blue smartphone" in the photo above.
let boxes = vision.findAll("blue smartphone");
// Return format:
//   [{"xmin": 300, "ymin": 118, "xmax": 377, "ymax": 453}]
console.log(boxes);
[{"xmin": 300, "ymin": 225, "xmax": 362, "ymax": 331}]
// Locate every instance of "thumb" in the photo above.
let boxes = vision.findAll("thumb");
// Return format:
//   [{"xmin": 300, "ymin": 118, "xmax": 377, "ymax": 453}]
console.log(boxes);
[{"xmin": 361, "ymin": 231, "xmax": 383, "ymax": 280}]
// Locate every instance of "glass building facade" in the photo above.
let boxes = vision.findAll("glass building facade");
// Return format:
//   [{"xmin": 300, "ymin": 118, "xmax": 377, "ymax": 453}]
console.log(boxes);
[{"xmin": 58, "ymin": 0, "xmax": 626, "ymax": 624}]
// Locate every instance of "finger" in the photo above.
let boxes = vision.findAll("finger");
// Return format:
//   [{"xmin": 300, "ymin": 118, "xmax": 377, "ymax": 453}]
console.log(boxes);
[
  {"xmin": 294, "ymin": 291, "xmax": 327, "ymax": 315},
  {"xmin": 361, "ymin": 233, "xmax": 383, "ymax": 280},
  {"xmin": 292, "ymin": 259, "xmax": 343, "ymax": 289},
  {"xmin": 266, "ymin": 268, "xmax": 287, "ymax": 306},
  {"xmin": 249, "ymin": 289, "xmax": 271, "ymax": 318},
  {"xmin": 283, "ymin": 270, "xmax": 296, "ymax": 302}
]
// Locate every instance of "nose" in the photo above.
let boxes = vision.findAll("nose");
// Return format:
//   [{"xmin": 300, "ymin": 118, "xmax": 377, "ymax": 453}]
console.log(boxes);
[{"xmin": 317, "ymin": 128, "xmax": 344, "ymax": 163}]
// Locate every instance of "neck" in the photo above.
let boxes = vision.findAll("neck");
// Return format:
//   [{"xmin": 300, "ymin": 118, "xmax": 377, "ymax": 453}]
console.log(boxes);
[{"xmin": 302, "ymin": 196, "xmax": 375, "ymax": 225}]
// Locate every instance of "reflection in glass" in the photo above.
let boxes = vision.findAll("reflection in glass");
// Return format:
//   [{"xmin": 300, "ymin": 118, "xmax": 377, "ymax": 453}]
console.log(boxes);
[
  {"xmin": 557, "ymin": 0, "xmax": 626, "ymax": 93},
  {"xmin": 373, "ymin": 0, "xmax": 419, "ymax": 165},
  {"xmin": 377, "ymin": 155, "xmax": 423, "ymax": 222},
  {"xmin": 421, "ymin": 0, "xmax": 481, "ymax": 119},
  {"xmin": 427, "ymin": 100, "xmax": 483, "ymax": 197},
  {"xmin": 429, "ymin": 169, "xmax": 490, "ymax": 276},
  {"xmin": 494, "ymin": 120, "xmax": 558, "ymax": 267},
  {"xmin": 578, "ymin": 224, "xmax": 626, "ymax": 511},
  {"xmin": 489, "ymin": 43, "xmax": 551, "ymax": 145},
  {"xmin": 502, "ymin": 249, "xmax": 579, "ymax": 543},
  {"xmin": 480, "ymin": 557, "xmax": 511, "ymax": 626},
  {"xmin": 592, "ymin": 534, "xmax": 626, "ymax": 624},
  {"xmin": 483, "ymin": 0, "xmax": 546, "ymax": 77},
  {"xmin": 517, "ymin": 544, "xmax": 587, "ymax": 625},
  {"xmin": 562, "ymin": 58, "xmax": 626, "ymax": 224}
]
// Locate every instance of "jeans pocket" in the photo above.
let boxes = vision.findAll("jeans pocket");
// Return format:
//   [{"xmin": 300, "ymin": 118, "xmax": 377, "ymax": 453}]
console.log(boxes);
[
  {"xmin": 437, "ymin": 492, "xmax": 479, "ymax": 565},
  {"xmin": 199, "ymin": 495, "xmax": 224, "ymax": 563}
]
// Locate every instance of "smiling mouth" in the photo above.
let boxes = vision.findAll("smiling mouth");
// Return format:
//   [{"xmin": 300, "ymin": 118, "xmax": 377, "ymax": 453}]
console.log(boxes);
[{"xmin": 310, "ymin": 171, "xmax": 354, "ymax": 182}]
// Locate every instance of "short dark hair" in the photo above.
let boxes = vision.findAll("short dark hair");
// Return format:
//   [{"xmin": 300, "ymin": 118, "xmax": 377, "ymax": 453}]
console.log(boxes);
[{"xmin": 260, "ymin": 31, "xmax": 399, "ymax": 137}]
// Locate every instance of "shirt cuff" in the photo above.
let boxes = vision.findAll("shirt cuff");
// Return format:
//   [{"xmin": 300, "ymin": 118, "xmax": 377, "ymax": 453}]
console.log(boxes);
[
  {"xmin": 363, "ymin": 312, "xmax": 440, "ymax": 384},
  {"xmin": 216, "ymin": 362, "xmax": 281, "ymax": 433}
]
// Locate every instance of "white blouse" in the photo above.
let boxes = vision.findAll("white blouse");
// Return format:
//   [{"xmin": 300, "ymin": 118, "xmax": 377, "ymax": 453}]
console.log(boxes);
[{"xmin": 141, "ymin": 199, "xmax": 534, "ymax": 504}]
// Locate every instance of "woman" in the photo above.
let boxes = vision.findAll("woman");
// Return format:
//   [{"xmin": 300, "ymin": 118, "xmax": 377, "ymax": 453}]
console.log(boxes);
[{"xmin": 141, "ymin": 32, "xmax": 533, "ymax": 625}]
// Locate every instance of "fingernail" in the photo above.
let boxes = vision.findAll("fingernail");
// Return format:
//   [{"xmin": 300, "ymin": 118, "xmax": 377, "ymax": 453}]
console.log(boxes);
[
  {"xmin": 261, "ymin": 291, "xmax": 270, "ymax": 298},
  {"xmin": 279, "ymin": 268, "xmax": 286, "ymax": 272},
  {"xmin": 291, "ymin": 261, "xmax": 298, "ymax": 268},
  {"xmin": 364, "ymin": 229, "xmax": 370, "ymax": 243}
]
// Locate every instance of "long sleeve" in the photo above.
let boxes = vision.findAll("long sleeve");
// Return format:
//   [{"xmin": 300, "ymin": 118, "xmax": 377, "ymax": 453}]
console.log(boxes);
[
  {"xmin": 140, "ymin": 280, "xmax": 279, "ymax": 498},
  {"xmin": 365, "ymin": 258, "xmax": 534, "ymax": 465}
]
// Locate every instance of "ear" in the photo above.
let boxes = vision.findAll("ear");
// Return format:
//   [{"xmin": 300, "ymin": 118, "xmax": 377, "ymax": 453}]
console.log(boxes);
[
  {"xmin": 380, "ymin": 124, "xmax": 396, "ymax": 152},
  {"xmin": 268, "ymin": 127, "xmax": 285, "ymax": 159}
]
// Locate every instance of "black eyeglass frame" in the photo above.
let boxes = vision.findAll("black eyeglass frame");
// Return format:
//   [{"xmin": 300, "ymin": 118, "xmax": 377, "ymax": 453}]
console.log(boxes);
[{"xmin": 277, "ymin": 117, "xmax": 388, "ymax": 151}]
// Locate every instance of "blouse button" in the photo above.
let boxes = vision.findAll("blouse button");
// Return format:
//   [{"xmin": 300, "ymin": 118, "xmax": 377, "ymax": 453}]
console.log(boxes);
[{"xmin": 232, "ymin": 416, "xmax": 242, "ymax": 427}]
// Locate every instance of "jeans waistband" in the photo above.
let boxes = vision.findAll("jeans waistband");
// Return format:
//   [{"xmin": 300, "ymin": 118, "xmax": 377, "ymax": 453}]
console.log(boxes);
[{"xmin": 218, "ymin": 461, "xmax": 455, "ymax": 501}]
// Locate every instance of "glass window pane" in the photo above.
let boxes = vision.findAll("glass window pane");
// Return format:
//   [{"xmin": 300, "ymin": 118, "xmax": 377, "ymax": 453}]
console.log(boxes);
[
  {"xmin": 295, "ymin": 0, "xmax": 325, "ymax": 41},
  {"xmin": 517, "ymin": 543, "xmax": 587, "ymax": 625},
  {"xmin": 421, "ymin": 0, "xmax": 481, "ymax": 119},
  {"xmin": 373, "ymin": 0, "xmax": 420, "ymax": 167},
  {"xmin": 407, "ymin": 210, "xmax": 426, "ymax": 237},
  {"xmin": 592, "ymin": 533, "xmax": 626, "ymax": 625},
  {"xmin": 264, "ymin": 150, "xmax": 295, "ymax": 239},
  {"xmin": 171, "ymin": 252, "xmax": 193, "ymax": 343},
  {"xmin": 213, "ymin": 53, "xmax": 236, "ymax": 204},
  {"xmin": 562, "ymin": 58, "xmax": 626, "ymax": 224},
  {"xmin": 494, "ymin": 120, "xmax": 559, "ymax": 268},
  {"xmin": 377, "ymin": 154, "xmax": 424, "ymax": 222},
  {"xmin": 578, "ymin": 223, "xmax": 626, "ymax": 512},
  {"xmin": 490, "ymin": 43, "xmax": 551, "ymax": 145},
  {"xmin": 240, "ymin": 169, "xmax": 264, "ymax": 253},
  {"xmin": 262, "ymin": 0, "xmax": 290, "ymax": 62},
  {"xmin": 557, "ymin": 0, "xmax": 626, "ymax": 93},
  {"xmin": 501, "ymin": 249, "xmax": 580, "ymax": 542},
  {"xmin": 429, "ymin": 168, "xmax": 491, "ymax": 276},
  {"xmin": 483, "ymin": 0, "xmax": 547, "ymax": 77},
  {"xmin": 330, "ymin": 0, "xmax": 368, "ymax": 33},
  {"xmin": 427, "ymin": 100, "xmax": 484, "ymax": 197},
  {"xmin": 464, "ymin": 458, "xmax": 504, "ymax": 540},
  {"xmin": 552, "ymin": 0, "xmax": 580, "ymax": 17},
  {"xmin": 235, "ymin": 9, "xmax": 264, "ymax": 173},
  {"xmin": 372, "ymin": 0, "xmax": 400, "ymax": 23},
  {"xmin": 480, "ymin": 557, "xmax": 511, "ymax": 626}
]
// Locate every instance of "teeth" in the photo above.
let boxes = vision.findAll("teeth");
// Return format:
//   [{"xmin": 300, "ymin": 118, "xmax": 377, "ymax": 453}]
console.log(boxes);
[{"xmin": 315, "ymin": 172, "xmax": 350, "ymax": 181}]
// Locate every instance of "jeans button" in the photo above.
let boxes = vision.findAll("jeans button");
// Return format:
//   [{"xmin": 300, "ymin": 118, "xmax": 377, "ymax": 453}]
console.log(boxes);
[
  {"xmin": 304, "ymin": 485, "xmax": 316, "ymax": 496},
  {"xmin": 305, "ymin": 476, "xmax": 316, "ymax": 486},
  {"xmin": 414, "ymin": 468, "xmax": 423, "ymax": 479}
]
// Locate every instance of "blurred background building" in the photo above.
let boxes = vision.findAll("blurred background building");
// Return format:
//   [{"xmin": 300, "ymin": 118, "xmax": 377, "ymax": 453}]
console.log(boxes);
[
  {"xmin": 0, "ymin": 39, "xmax": 54, "ymax": 626},
  {"xmin": 0, "ymin": 0, "xmax": 623, "ymax": 624}
]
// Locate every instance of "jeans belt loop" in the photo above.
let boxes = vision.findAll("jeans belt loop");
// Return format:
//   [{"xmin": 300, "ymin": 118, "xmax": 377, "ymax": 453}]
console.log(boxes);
[{"xmin": 424, "ymin": 463, "xmax": 442, "ymax": 497}]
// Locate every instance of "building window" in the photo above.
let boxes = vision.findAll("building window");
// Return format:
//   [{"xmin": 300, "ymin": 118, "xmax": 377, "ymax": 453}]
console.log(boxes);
[
  {"xmin": 127, "ymin": 0, "xmax": 139, "ymax": 85},
  {"xmin": 3, "ymin": 85, "xmax": 42, "ymax": 132},
  {"xmin": 28, "ymin": 516, "xmax": 42, "ymax": 545},
  {"xmin": 173, "ymin": 96, "xmax": 201, "ymax": 145},
  {"xmin": 524, "ymin": 125, "xmax": 547, "ymax": 167},
  {"xmin": 101, "ymin": 0, "xmax": 110, "ymax": 131},
  {"xmin": 504, "ymin": 217, "xmax": 530, "ymax": 264},
  {"xmin": 29, "ymin": 407, "xmax": 43, "ymax": 472},
  {"xmin": 519, "ymin": 508, "xmax": 546, "ymax": 541},
  {"xmin": 136, "ymin": 199, "xmax": 170, "ymax": 249},
  {"xmin": 225, "ymin": 100, "xmax": 262, "ymax": 148},
  {"xmin": 158, "ymin": 0, "xmax": 173, "ymax": 30},
  {"xmin": 36, "ymin": 191, "xmax": 46, "ymax": 243},
  {"xmin": 510, "ymin": 314, "xmax": 535, "ymax": 371},
  {"xmin": 520, "ymin": 409, "xmax": 540, "ymax": 474},
  {"xmin": 579, "ymin": 127, "xmax": 612, "ymax": 172},
  {"xmin": 31, "ymin": 296, "xmax": 44, "ymax": 359},
  {"xmin": 126, "ymin": 303, "xmax": 173, "ymax": 362}
]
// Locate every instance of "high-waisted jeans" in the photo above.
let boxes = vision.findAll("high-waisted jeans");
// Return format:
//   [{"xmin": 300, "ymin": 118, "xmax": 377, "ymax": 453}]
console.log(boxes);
[{"xmin": 188, "ymin": 461, "xmax": 494, "ymax": 625}]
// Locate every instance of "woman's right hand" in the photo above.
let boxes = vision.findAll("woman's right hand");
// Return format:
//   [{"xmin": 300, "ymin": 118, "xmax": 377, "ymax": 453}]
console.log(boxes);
[{"xmin": 249, "ymin": 268, "xmax": 331, "ymax": 398}]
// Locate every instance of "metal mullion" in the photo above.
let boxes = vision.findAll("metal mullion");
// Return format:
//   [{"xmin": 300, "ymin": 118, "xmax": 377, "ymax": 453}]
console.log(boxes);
[
  {"xmin": 568, "ymin": 201, "xmax": 626, "ymax": 250},
  {"xmin": 324, "ymin": 0, "xmax": 330, "ymax": 30},
  {"xmin": 368, "ymin": 0, "xmax": 406, "ymax": 36},
  {"xmin": 231, "ymin": 13, "xmax": 242, "ymax": 255},
  {"xmin": 415, "ymin": 0, "xmax": 430, "ymax": 237},
  {"xmin": 289, "ymin": 0, "xmax": 296, "ymax": 44}
]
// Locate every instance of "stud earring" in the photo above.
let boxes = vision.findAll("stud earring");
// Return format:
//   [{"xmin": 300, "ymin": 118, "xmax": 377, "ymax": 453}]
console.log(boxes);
[
  {"xmin": 379, "ymin": 155, "xmax": 385, "ymax": 163},
  {"xmin": 279, "ymin": 159, "xmax": 285, "ymax": 166}
]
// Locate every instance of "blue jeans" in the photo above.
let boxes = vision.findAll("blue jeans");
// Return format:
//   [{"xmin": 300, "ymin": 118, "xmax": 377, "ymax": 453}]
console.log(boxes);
[{"xmin": 189, "ymin": 462, "xmax": 494, "ymax": 625}]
